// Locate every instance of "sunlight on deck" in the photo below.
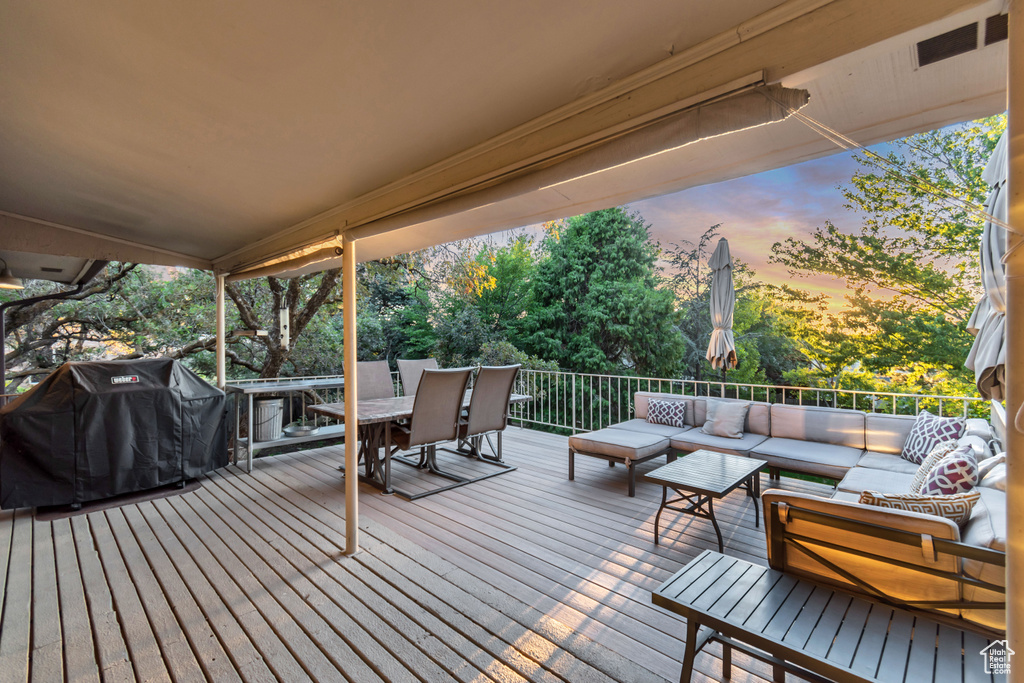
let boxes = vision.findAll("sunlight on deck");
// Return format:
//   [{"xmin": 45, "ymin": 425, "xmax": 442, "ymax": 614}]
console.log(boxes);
[{"xmin": 0, "ymin": 426, "xmax": 836, "ymax": 682}]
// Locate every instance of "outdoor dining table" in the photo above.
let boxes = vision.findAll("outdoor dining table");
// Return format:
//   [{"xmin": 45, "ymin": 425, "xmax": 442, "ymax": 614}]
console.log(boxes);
[{"xmin": 308, "ymin": 390, "xmax": 530, "ymax": 499}]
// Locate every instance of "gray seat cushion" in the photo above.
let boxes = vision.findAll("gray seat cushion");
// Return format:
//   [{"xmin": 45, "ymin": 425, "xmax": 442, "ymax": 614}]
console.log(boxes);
[
  {"xmin": 835, "ymin": 466, "xmax": 916, "ymax": 495},
  {"xmin": 751, "ymin": 437, "xmax": 863, "ymax": 480},
  {"xmin": 608, "ymin": 419, "xmax": 691, "ymax": 438},
  {"xmin": 670, "ymin": 431, "xmax": 768, "ymax": 458},
  {"xmin": 568, "ymin": 428, "xmax": 669, "ymax": 461},
  {"xmin": 769, "ymin": 404, "xmax": 866, "ymax": 449},
  {"xmin": 856, "ymin": 451, "xmax": 920, "ymax": 475}
]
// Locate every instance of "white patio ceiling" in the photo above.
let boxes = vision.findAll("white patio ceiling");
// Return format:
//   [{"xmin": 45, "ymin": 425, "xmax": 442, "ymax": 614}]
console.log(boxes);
[{"xmin": 0, "ymin": 0, "xmax": 1008, "ymax": 277}]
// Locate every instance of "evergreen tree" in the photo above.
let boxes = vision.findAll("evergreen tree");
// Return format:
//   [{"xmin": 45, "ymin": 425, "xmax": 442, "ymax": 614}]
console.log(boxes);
[{"xmin": 524, "ymin": 208, "xmax": 682, "ymax": 376}]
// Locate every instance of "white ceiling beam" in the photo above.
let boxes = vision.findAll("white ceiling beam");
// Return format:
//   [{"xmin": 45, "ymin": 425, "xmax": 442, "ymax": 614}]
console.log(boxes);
[{"xmin": 0, "ymin": 212, "xmax": 212, "ymax": 270}]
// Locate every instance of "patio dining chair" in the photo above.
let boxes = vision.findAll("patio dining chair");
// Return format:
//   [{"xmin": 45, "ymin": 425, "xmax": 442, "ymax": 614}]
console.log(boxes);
[
  {"xmin": 356, "ymin": 360, "xmax": 395, "ymax": 399},
  {"xmin": 396, "ymin": 357, "xmax": 438, "ymax": 397},
  {"xmin": 390, "ymin": 367, "xmax": 473, "ymax": 472},
  {"xmin": 456, "ymin": 364, "xmax": 520, "ymax": 463}
]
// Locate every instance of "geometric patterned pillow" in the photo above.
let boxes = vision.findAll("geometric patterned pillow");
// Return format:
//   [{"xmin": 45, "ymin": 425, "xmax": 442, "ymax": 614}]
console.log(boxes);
[
  {"xmin": 859, "ymin": 489, "xmax": 981, "ymax": 526},
  {"xmin": 909, "ymin": 441, "xmax": 963, "ymax": 493},
  {"xmin": 647, "ymin": 399, "xmax": 686, "ymax": 428},
  {"xmin": 920, "ymin": 449, "xmax": 978, "ymax": 496},
  {"xmin": 900, "ymin": 410, "xmax": 966, "ymax": 464}
]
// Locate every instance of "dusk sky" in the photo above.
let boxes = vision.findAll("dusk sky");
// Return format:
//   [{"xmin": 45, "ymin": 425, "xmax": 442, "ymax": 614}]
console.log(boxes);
[{"xmin": 627, "ymin": 145, "xmax": 887, "ymax": 307}]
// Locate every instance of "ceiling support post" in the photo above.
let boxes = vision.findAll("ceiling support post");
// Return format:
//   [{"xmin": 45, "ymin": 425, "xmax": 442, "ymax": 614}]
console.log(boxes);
[
  {"xmin": 1005, "ymin": 0, "xmax": 1023, "ymax": 652},
  {"xmin": 215, "ymin": 273, "xmax": 226, "ymax": 390},
  {"xmin": 342, "ymin": 236, "xmax": 360, "ymax": 556}
]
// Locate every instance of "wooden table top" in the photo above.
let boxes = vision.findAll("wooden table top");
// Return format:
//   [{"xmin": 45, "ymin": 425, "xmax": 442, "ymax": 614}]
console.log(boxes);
[
  {"xmin": 308, "ymin": 391, "xmax": 530, "ymax": 425},
  {"xmin": 643, "ymin": 449, "xmax": 766, "ymax": 497},
  {"xmin": 653, "ymin": 550, "xmax": 1000, "ymax": 682}
]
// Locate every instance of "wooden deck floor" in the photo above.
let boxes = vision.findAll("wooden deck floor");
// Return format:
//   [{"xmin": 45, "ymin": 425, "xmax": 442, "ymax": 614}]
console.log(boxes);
[{"xmin": 0, "ymin": 427, "xmax": 836, "ymax": 683}]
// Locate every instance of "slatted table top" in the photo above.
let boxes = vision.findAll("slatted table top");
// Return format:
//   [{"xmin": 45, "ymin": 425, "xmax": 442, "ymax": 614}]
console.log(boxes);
[
  {"xmin": 653, "ymin": 550, "xmax": 1004, "ymax": 683},
  {"xmin": 644, "ymin": 449, "xmax": 766, "ymax": 497}
]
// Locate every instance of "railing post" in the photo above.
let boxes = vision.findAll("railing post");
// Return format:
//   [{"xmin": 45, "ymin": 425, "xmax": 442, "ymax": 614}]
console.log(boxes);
[{"xmin": 571, "ymin": 373, "xmax": 577, "ymax": 434}]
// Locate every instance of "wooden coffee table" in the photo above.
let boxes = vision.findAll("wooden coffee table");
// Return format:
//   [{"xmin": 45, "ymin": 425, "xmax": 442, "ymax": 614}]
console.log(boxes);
[{"xmin": 644, "ymin": 449, "xmax": 767, "ymax": 553}]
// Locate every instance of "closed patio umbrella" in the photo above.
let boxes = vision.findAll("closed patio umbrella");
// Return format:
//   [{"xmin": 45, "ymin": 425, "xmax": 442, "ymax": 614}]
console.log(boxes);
[
  {"xmin": 706, "ymin": 237, "xmax": 737, "ymax": 379},
  {"xmin": 965, "ymin": 132, "xmax": 1008, "ymax": 401}
]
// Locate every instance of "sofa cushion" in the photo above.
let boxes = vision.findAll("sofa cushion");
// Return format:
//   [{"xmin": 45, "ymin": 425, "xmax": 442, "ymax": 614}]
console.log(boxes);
[
  {"xmin": 568, "ymin": 428, "xmax": 669, "ymax": 461},
  {"xmin": 959, "ymin": 434, "xmax": 993, "ymax": 462},
  {"xmin": 769, "ymin": 404, "xmax": 866, "ymax": 449},
  {"xmin": 836, "ymin": 467, "xmax": 916, "ymax": 495},
  {"xmin": 979, "ymin": 456, "xmax": 1006, "ymax": 491},
  {"xmin": 633, "ymin": 392, "xmax": 694, "ymax": 425},
  {"xmin": 608, "ymin": 419, "xmax": 690, "ymax": 438},
  {"xmin": 692, "ymin": 397, "xmax": 771, "ymax": 436},
  {"xmin": 919, "ymin": 449, "xmax": 979, "ymax": 496},
  {"xmin": 856, "ymin": 451, "xmax": 920, "ymax": 475},
  {"xmin": 964, "ymin": 417, "xmax": 994, "ymax": 440},
  {"xmin": 901, "ymin": 410, "xmax": 966, "ymax": 464},
  {"xmin": 864, "ymin": 413, "xmax": 917, "ymax": 455},
  {"xmin": 978, "ymin": 453, "xmax": 1005, "ymax": 479},
  {"xmin": 669, "ymin": 430, "xmax": 768, "ymax": 458},
  {"xmin": 859, "ymin": 490, "xmax": 980, "ymax": 526},
  {"xmin": 751, "ymin": 438, "xmax": 862, "ymax": 480},
  {"xmin": 701, "ymin": 399, "xmax": 749, "ymax": 439},
  {"xmin": 960, "ymin": 487, "xmax": 1006, "ymax": 632}
]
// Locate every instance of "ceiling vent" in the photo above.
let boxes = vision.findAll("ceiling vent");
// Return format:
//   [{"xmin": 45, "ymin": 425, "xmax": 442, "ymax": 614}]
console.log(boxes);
[
  {"xmin": 40, "ymin": 267, "xmax": 63, "ymax": 273},
  {"xmin": 985, "ymin": 14, "xmax": 1008, "ymax": 45},
  {"xmin": 916, "ymin": 23, "xmax": 978, "ymax": 67}
]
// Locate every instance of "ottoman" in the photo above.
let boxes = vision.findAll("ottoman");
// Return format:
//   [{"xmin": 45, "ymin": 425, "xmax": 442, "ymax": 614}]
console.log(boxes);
[{"xmin": 568, "ymin": 427, "xmax": 675, "ymax": 496}]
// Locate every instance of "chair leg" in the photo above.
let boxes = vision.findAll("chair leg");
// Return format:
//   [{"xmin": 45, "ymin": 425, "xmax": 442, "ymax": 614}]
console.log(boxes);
[
  {"xmin": 568, "ymin": 448, "xmax": 575, "ymax": 480},
  {"xmin": 628, "ymin": 461, "xmax": 636, "ymax": 497}
]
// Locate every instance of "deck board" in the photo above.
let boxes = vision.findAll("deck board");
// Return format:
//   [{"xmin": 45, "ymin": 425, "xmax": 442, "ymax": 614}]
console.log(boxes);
[{"xmin": 0, "ymin": 426, "xmax": 847, "ymax": 683}]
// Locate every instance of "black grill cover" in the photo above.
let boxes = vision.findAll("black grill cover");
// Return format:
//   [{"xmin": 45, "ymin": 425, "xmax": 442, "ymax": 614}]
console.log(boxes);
[{"xmin": 0, "ymin": 358, "xmax": 227, "ymax": 509}]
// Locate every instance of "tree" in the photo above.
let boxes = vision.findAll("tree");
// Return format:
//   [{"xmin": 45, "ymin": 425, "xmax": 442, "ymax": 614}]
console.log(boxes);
[
  {"xmin": 665, "ymin": 225, "xmax": 802, "ymax": 384},
  {"xmin": 770, "ymin": 115, "xmax": 1005, "ymax": 381},
  {"xmin": 523, "ymin": 208, "xmax": 683, "ymax": 376}
]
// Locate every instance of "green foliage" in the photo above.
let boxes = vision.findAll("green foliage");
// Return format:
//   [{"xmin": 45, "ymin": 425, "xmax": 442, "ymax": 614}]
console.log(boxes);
[
  {"xmin": 523, "ymin": 208, "xmax": 682, "ymax": 376},
  {"xmin": 472, "ymin": 340, "xmax": 557, "ymax": 371},
  {"xmin": 770, "ymin": 115, "xmax": 1005, "ymax": 391},
  {"xmin": 665, "ymin": 225, "xmax": 802, "ymax": 384}
]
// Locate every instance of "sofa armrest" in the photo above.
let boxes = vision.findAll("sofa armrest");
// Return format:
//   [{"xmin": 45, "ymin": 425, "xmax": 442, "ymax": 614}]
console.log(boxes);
[{"xmin": 762, "ymin": 489, "xmax": 968, "ymax": 619}]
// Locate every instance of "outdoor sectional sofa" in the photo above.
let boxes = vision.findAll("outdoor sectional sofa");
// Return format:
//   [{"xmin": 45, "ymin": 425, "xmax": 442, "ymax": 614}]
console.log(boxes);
[{"xmin": 568, "ymin": 390, "xmax": 1006, "ymax": 631}]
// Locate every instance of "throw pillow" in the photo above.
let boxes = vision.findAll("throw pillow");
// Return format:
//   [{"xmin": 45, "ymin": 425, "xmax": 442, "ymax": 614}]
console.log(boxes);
[
  {"xmin": 900, "ymin": 410, "xmax": 967, "ymax": 464},
  {"xmin": 977, "ymin": 453, "xmax": 1006, "ymax": 480},
  {"xmin": 919, "ymin": 449, "xmax": 979, "ymax": 496},
  {"xmin": 909, "ymin": 441, "xmax": 962, "ymax": 494},
  {"xmin": 859, "ymin": 490, "xmax": 980, "ymax": 526},
  {"xmin": 701, "ymin": 399, "xmax": 749, "ymax": 439},
  {"xmin": 647, "ymin": 399, "xmax": 686, "ymax": 428},
  {"xmin": 980, "ymin": 462, "xmax": 1006, "ymax": 491}
]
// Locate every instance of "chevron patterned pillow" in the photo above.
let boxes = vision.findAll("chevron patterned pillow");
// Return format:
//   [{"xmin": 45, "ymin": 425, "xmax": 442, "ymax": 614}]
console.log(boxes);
[
  {"xmin": 647, "ymin": 399, "xmax": 686, "ymax": 428},
  {"xmin": 859, "ymin": 490, "xmax": 980, "ymax": 526},
  {"xmin": 901, "ymin": 410, "xmax": 966, "ymax": 464}
]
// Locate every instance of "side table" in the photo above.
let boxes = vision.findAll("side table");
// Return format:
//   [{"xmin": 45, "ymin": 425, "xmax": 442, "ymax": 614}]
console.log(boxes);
[{"xmin": 644, "ymin": 449, "xmax": 766, "ymax": 553}]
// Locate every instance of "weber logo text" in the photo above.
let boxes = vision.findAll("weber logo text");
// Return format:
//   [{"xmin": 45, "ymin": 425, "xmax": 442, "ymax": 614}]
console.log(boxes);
[{"xmin": 110, "ymin": 375, "xmax": 140, "ymax": 385}]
